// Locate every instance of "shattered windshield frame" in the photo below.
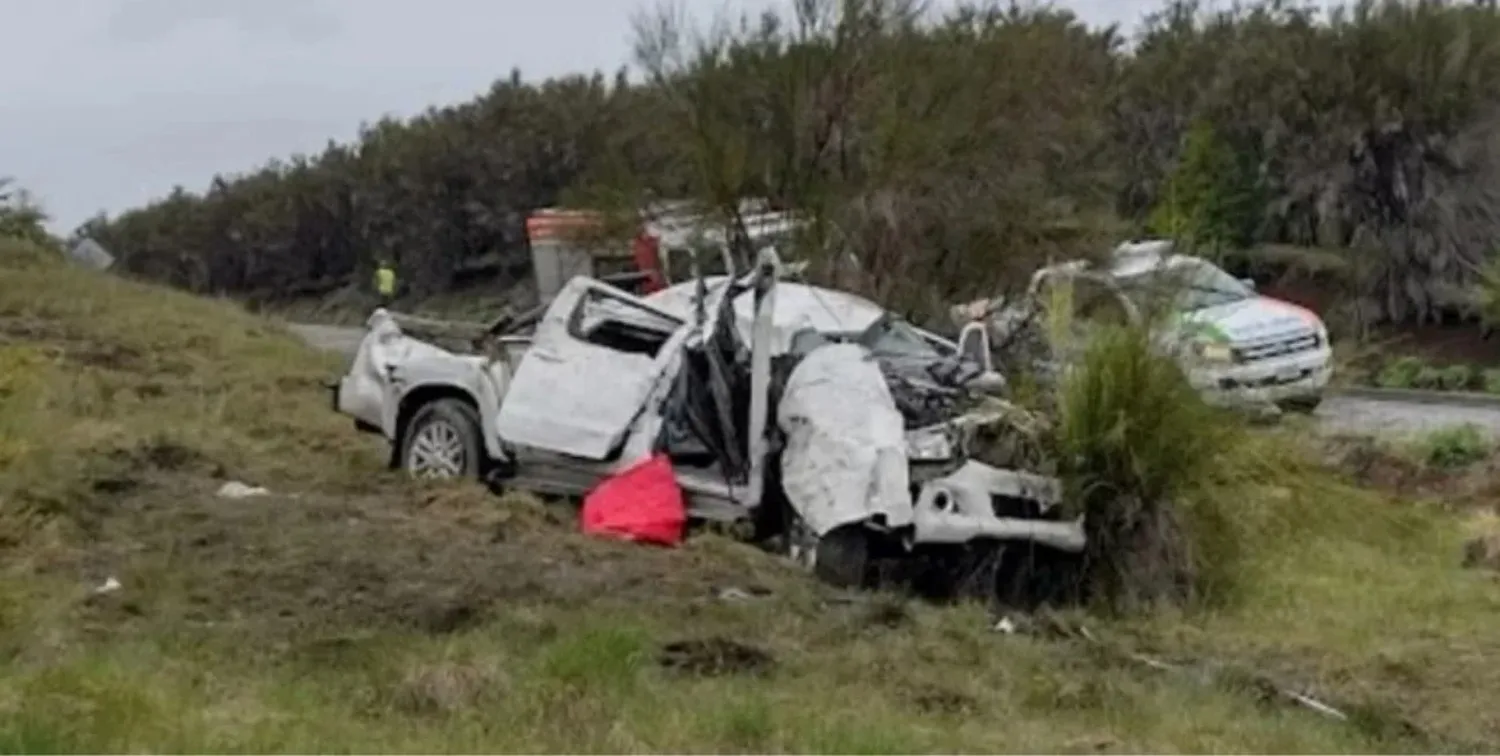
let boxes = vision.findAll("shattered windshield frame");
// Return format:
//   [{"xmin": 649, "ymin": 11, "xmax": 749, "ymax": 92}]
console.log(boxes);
[
  {"xmin": 1117, "ymin": 258, "xmax": 1254, "ymax": 313},
  {"xmin": 853, "ymin": 313, "xmax": 945, "ymax": 360}
]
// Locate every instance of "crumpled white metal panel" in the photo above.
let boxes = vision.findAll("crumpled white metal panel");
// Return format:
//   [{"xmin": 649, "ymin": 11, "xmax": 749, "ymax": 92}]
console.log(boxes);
[{"xmin": 776, "ymin": 343, "xmax": 913, "ymax": 535}]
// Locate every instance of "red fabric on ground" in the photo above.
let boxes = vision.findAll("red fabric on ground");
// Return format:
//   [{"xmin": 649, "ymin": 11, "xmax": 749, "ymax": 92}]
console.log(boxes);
[{"xmin": 579, "ymin": 453, "xmax": 685, "ymax": 546}]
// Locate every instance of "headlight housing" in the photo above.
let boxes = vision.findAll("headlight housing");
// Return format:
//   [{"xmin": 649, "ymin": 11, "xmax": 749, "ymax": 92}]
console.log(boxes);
[
  {"xmin": 905, "ymin": 426, "xmax": 955, "ymax": 462},
  {"xmin": 1192, "ymin": 340, "xmax": 1234, "ymax": 363}
]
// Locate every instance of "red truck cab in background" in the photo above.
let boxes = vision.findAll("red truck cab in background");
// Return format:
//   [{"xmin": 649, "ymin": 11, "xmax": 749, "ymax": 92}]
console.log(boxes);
[{"xmin": 524, "ymin": 203, "xmax": 800, "ymax": 302}]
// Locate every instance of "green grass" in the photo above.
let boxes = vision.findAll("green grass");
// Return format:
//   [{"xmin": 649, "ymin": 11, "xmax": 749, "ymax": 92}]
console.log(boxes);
[
  {"xmin": 1420, "ymin": 424, "xmax": 1492, "ymax": 469},
  {"xmin": 0, "ymin": 239, "xmax": 386, "ymax": 525},
  {"xmin": 3, "ymin": 239, "xmax": 1500, "ymax": 751},
  {"xmin": 0, "ymin": 576, "xmax": 1436, "ymax": 753},
  {"xmin": 1371, "ymin": 355, "xmax": 1494, "ymax": 394},
  {"xmin": 1375, "ymin": 356, "xmax": 1426, "ymax": 389},
  {"xmin": 1483, "ymin": 368, "xmax": 1500, "ymax": 395}
]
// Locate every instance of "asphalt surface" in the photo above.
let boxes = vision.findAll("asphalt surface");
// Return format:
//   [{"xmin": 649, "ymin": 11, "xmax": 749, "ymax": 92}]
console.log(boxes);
[
  {"xmin": 289, "ymin": 322, "xmax": 1500, "ymax": 439},
  {"xmin": 1314, "ymin": 394, "xmax": 1500, "ymax": 439}
]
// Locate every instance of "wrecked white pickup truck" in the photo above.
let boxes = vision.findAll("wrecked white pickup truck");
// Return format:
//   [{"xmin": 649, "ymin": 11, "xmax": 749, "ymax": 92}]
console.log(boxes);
[{"xmin": 330, "ymin": 251, "xmax": 1083, "ymax": 588}]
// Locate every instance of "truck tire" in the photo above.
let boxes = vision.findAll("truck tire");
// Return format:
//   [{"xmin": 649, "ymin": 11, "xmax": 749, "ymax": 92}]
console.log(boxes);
[
  {"xmin": 784, "ymin": 505, "xmax": 872, "ymax": 589},
  {"xmin": 813, "ymin": 525, "xmax": 873, "ymax": 589},
  {"xmin": 400, "ymin": 399, "xmax": 483, "ymax": 480},
  {"xmin": 1278, "ymin": 394, "xmax": 1323, "ymax": 414}
]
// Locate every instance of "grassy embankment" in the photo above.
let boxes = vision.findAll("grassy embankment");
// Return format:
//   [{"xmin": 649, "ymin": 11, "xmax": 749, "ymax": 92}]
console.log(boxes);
[{"xmin": 2, "ymin": 239, "xmax": 1499, "ymax": 752}]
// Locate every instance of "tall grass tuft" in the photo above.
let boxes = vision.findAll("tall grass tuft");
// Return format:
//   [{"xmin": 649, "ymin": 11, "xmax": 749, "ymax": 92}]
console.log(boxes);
[{"xmin": 1053, "ymin": 320, "xmax": 1237, "ymax": 614}]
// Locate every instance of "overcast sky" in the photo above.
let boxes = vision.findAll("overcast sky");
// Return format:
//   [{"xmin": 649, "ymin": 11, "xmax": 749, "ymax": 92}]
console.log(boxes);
[{"xmin": 0, "ymin": 0, "xmax": 1259, "ymax": 233}]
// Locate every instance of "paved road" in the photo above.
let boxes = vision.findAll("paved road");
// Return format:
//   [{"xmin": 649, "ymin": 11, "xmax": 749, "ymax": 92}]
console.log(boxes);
[
  {"xmin": 289, "ymin": 322, "xmax": 1500, "ymax": 439},
  {"xmin": 1315, "ymin": 394, "xmax": 1500, "ymax": 439},
  {"xmin": 290, "ymin": 323, "xmax": 366, "ymax": 356}
]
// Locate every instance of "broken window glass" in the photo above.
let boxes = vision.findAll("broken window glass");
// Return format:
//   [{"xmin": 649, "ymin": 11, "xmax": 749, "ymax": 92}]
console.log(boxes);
[{"xmin": 569, "ymin": 287, "xmax": 680, "ymax": 357}]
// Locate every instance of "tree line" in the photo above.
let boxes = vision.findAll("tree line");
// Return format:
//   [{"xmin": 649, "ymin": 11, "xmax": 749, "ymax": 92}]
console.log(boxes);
[
  {"xmin": 64, "ymin": 0, "xmax": 1500, "ymax": 332},
  {"xmin": 0, "ymin": 179, "xmax": 51, "ymax": 250}
]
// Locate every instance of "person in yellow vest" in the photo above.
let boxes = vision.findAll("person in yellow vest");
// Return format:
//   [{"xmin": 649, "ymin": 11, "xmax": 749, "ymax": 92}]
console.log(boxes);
[{"xmin": 374, "ymin": 259, "xmax": 396, "ymax": 308}]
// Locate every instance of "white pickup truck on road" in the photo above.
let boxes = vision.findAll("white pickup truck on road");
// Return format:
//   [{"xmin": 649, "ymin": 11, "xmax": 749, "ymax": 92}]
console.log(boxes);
[{"xmin": 963, "ymin": 240, "xmax": 1334, "ymax": 412}]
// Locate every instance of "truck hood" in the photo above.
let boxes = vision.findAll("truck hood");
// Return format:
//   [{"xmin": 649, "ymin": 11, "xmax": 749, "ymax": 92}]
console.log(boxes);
[{"xmin": 1178, "ymin": 296, "xmax": 1323, "ymax": 344}]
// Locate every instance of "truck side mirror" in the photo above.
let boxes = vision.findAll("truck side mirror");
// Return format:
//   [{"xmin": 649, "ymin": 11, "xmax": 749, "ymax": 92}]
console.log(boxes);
[{"xmin": 957, "ymin": 321, "xmax": 993, "ymax": 374}]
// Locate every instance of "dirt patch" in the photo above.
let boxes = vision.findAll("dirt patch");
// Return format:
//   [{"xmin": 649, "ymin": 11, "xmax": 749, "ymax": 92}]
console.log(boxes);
[
  {"xmin": 0, "ymin": 315, "xmax": 147, "ymax": 372},
  {"xmin": 1463, "ymin": 534, "xmax": 1500, "ymax": 571},
  {"xmin": 855, "ymin": 597, "xmax": 912, "ymax": 630},
  {"xmin": 89, "ymin": 477, "xmax": 141, "ymax": 496},
  {"xmin": 48, "ymin": 474, "xmax": 804, "ymax": 648},
  {"xmin": 108, "ymin": 437, "xmax": 209, "ymax": 473},
  {"xmin": 0, "ymin": 315, "xmax": 71, "ymax": 343},
  {"xmin": 133, "ymin": 382, "xmax": 166, "ymax": 398},
  {"xmin": 1323, "ymin": 435, "xmax": 1500, "ymax": 513},
  {"xmin": 908, "ymin": 684, "xmax": 979, "ymax": 716},
  {"xmin": 1325, "ymin": 436, "xmax": 1457, "ymax": 496},
  {"xmin": 74, "ymin": 439, "xmax": 222, "ymax": 513},
  {"xmin": 1461, "ymin": 514, "xmax": 1500, "ymax": 572},
  {"xmin": 658, "ymin": 637, "xmax": 775, "ymax": 677}
]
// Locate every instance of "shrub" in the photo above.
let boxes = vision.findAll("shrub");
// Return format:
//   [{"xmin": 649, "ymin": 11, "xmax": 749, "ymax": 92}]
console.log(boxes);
[
  {"xmin": 1438, "ymin": 364, "xmax": 1476, "ymax": 392},
  {"xmin": 0, "ymin": 179, "xmax": 55, "ymax": 250},
  {"xmin": 1053, "ymin": 321, "xmax": 1236, "ymax": 613},
  {"xmin": 1422, "ymin": 424, "xmax": 1490, "ymax": 469},
  {"xmin": 1413, "ymin": 365, "xmax": 1445, "ymax": 390},
  {"xmin": 1376, "ymin": 357, "xmax": 1425, "ymax": 389},
  {"xmin": 1483, "ymin": 369, "xmax": 1500, "ymax": 395}
]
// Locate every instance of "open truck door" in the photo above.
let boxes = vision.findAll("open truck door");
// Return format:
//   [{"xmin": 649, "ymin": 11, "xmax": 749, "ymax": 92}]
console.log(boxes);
[
  {"xmin": 957, "ymin": 321, "xmax": 993, "ymax": 373},
  {"xmin": 495, "ymin": 276, "xmax": 686, "ymax": 460}
]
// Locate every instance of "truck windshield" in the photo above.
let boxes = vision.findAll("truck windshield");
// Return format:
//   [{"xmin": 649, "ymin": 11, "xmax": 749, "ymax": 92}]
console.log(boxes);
[
  {"xmin": 856, "ymin": 315, "xmax": 945, "ymax": 359},
  {"xmin": 1119, "ymin": 258, "xmax": 1253, "ymax": 312},
  {"xmin": 663, "ymin": 245, "xmax": 733, "ymax": 284},
  {"xmin": 663, "ymin": 230, "xmax": 792, "ymax": 285}
]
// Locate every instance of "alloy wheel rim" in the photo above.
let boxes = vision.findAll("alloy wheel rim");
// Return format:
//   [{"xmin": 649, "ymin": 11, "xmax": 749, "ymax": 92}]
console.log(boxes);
[{"xmin": 407, "ymin": 420, "xmax": 466, "ymax": 478}]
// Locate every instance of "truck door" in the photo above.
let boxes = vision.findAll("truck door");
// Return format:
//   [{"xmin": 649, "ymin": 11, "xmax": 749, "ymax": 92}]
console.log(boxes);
[{"xmin": 495, "ymin": 276, "xmax": 685, "ymax": 460}]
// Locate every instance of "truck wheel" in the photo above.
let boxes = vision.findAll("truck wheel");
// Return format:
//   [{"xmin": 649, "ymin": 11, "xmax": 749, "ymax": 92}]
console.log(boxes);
[
  {"xmin": 401, "ymin": 399, "xmax": 482, "ymax": 480},
  {"xmin": 1278, "ymin": 394, "xmax": 1323, "ymax": 414},
  {"xmin": 784, "ymin": 506, "xmax": 871, "ymax": 589},
  {"xmin": 814, "ymin": 525, "xmax": 873, "ymax": 589}
]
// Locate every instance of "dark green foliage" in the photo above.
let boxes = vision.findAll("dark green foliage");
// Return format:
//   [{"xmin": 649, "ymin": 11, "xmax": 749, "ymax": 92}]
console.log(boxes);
[
  {"xmin": 1052, "ymin": 322, "xmax": 1235, "ymax": 612},
  {"xmin": 0, "ymin": 178, "xmax": 54, "ymax": 250},
  {"xmin": 620, "ymin": 0, "xmax": 1124, "ymax": 318},
  {"xmin": 1413, "ymin": 365, "xmax": 1446, "ymax": 390},
  {"xmin": 1374, "ymin": 357, "xmax": 1483, "ymax": 391},
  {"xmin": 70, "ymin": 0, "xmax": 1500, "ymax": 331},
  {"xmin": 1146, "ymin": 119, "xmax": 1262, "ymax": 252},
  {"xmin": 1119, "ymin": 0, "xmax": 1500, "ymax": 327},
  {"xmin": 1422, "ymin": 424, "xmax": 1490, "ymax": 469},
  {"xmin": 1473, "ymin": 257, "xmax": 1500, "ymax": 333},
  {"xmin": 1376, "ymin": 356, "xmax": 1426, "ymax": 389},
  {"xmin": 1437, "ymin": 364, "xmax": 1474, "ymax": 391}
]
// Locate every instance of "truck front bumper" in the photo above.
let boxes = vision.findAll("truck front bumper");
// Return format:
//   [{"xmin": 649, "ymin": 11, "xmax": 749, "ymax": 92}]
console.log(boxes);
[
  {"xmin": 909, "ymin": 461, "xmax": 1085, "ymax": 553},
  {"xmin": 1187, "ymin": 346, "xmax": 1333, "ymax": 406}
]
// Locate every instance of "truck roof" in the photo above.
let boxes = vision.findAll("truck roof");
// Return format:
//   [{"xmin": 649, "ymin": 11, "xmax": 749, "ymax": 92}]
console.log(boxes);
[{"xmin": 645, "ymin": 277, "xmax": 887, "ymax": 337}]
